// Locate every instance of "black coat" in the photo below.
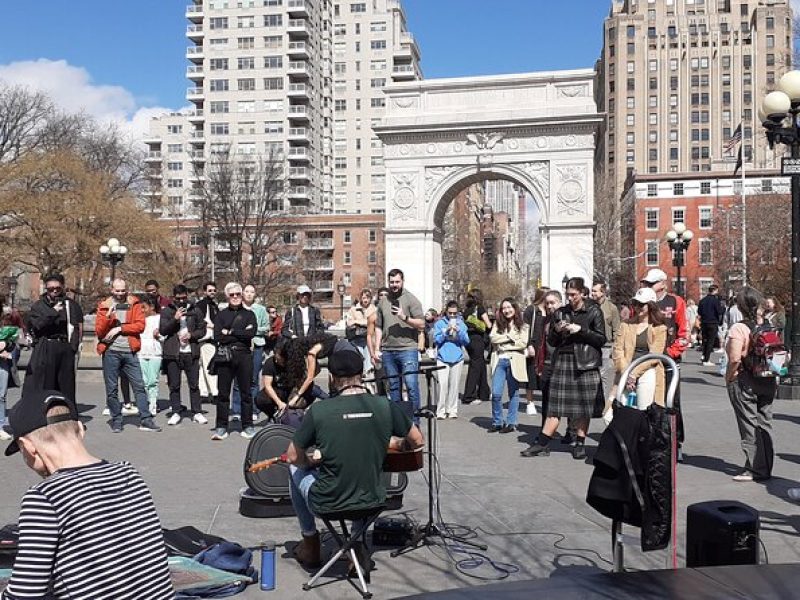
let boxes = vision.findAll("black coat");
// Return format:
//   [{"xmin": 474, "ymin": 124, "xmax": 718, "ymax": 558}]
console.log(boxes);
[
  {"xmin": 281, "ymin": 305, "xmax": 324, "ymax": 339},
  {"xmin": 159, "ymin": 304, "xmax": 206, "ymax": 359},
  {"xmin": 548, "ymin": 301, "xmax": 606, "ymax": 370},
  {"xmin": 214, "ymin": 306, "xmax": 257, "ymax": 349},
  {"xmin": 27, "ymin": 298, "xmax": 83, "ymax": 352}
]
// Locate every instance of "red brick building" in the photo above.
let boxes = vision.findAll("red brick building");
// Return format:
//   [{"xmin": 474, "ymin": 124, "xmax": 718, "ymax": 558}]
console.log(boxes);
[{"xmin": 624, "ymin": 170, "xmax": 789, "ymax": 302}]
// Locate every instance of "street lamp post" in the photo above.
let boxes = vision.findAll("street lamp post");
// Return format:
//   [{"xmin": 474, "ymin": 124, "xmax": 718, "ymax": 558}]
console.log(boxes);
[
  {"xmin": 337, "ymin": 281, "xmax": 346, "ymax": 322},
  {"xmin": 99, "ymin": 238, "xmax": 128, "ymax": 281},
  {"xmin": 4, "ymin": 275, "xmax": 17, "ymax": 309},
  {"xmin": 761, "ymin": 70, "xmax": 800, "ymax": 399},
  {"xmin": 562, "ymin": 273, "xmax": 569, "ymax": 291},
  {"xmin": 665, "ymin": 222, "xmax": 694, "ymax": 299}
]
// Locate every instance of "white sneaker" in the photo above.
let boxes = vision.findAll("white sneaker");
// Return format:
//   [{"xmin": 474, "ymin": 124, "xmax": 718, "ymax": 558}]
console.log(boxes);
[
  {"xmin": 102, "ymin": 408, "xmax": 111, "ymax": 416},
  {"xmin": 122, "ymin": 405, "xmax": 139, "ymax": 416},
  {"xmin": 0, "ymin": 428, "xmax": 11, "ymax": 441},
  {"xmin": 193, "ymin": 413, "xmax": 208, "ymax": 425},
  {"xmin": 167, "ymin": 412, "xmax": 182, "ymax": 426},
  {"xmin": 468, "ymin": 399, "xmax": 482, "ymax": 406},
  {"xmin": 702, "ymin": 361, "xmax": 715, "ymax": 367},
  {"xmin": 788, "ymin": 488, "xmax": 800, "ymax": 501},
  {"xmin": 526, "ymin": 402, "xmax": 538, "ymax": 416}
]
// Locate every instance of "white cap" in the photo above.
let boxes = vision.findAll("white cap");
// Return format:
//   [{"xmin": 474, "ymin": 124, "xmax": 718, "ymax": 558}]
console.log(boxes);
[
  {"xmin": 297, "ymin": 285, "xmax": 312, "ymax": 295},
  {"xmin": 632, "ymin": 287, "xmax": 658, "ymax": 305},
  {"xmin": 640, "ymin": 268, "xmax": 667, "ymax": 284}
]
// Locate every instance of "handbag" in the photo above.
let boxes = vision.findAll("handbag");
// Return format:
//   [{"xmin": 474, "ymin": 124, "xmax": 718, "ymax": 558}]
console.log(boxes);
[{"xmin": 214, "ymin": 313, "xmax": 244, "ymax": 364}]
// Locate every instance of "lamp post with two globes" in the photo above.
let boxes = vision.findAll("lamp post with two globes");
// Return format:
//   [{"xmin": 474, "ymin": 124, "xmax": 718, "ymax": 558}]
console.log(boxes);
[
  {"xmin": 99, "ymin": 238, "xmax": 128, "ymax": 281},
  {"xmin": 761, "ymin": 70, "xmax": 800, "ymax": 397},
  {"xmin": 665, "ymin": 222, "xmax": 694, "ymax": 299}
]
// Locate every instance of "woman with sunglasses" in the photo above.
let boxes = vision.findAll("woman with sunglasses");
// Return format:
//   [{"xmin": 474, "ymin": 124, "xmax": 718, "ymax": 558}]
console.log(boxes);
[
  {"xmin": 609, "ymin": 287, "xmax": 668, "ymax": 416},
  {"xmin": 211, "ymin": 282, "xmax": 258, "ymax": 441}
]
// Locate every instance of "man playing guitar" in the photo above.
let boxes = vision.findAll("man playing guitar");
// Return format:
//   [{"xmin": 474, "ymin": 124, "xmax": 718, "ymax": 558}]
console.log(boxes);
[{"xmin": 280, "ymin": 339, "xmax": 424, "ymax": 569}]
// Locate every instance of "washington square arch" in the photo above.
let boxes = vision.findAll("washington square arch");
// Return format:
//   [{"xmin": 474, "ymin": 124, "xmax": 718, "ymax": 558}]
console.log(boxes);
[{"xmin": 374, "ymin": 69, "xmax": 603, "ymax": 310}]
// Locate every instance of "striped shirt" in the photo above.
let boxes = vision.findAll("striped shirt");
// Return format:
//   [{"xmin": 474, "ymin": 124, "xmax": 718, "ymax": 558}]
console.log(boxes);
[{"xmin": 2, "ymin": 461, "xmax": 174, "ymax": 600}]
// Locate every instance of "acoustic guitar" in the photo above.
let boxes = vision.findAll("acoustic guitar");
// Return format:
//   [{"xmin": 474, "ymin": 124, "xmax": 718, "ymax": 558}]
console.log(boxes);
[{"xmin": 247, "ymin": 446, "xmax": 423, "ymax": 474}]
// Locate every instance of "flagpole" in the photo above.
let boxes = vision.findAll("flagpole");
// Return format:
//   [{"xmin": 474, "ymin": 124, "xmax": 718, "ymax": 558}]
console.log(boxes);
[{"xmin": 741, "ymin": 128, "xmax": 747, "ymax": 287}]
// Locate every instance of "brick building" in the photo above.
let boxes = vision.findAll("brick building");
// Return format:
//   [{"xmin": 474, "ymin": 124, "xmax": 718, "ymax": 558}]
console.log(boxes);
[{"xmin": 625, "ymin": 170, "xmax": 789, "ymax": 301}]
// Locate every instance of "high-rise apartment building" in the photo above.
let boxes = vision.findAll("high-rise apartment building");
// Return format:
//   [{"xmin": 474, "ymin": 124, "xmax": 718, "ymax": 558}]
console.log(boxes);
[
  {"xmin": 145, "ymin": 0, "xmax": 420, "ymax": 217},
  {"xmin": 332, "ymin": 0, "xmax": 421, "ymax": 214},
  {"xmin": 596, "ymin": 0, "xmax": 792, "ymax": 199}
]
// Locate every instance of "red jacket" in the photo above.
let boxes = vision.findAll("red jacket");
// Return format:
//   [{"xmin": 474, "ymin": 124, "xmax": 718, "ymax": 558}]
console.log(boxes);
[
  {"xmin": 661, "ymin": 293, "xmax": 689, "ymax": 359},
  {"xmin": 95, "ymin": 294, "xmax": 145, "ymax": 354}
]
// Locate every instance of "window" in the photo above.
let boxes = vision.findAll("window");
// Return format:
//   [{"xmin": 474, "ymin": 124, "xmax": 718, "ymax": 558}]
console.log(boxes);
[
  {"xmin": 209, "ymin": 17, "xmax": 228, "ymax": 30},
  {"xmin": 343, "ymin": 231, "xmax": 351, "ymax": 243},
  {"xmin": 210, "ymin": 100, "xmax": 229, "ymax": 114},
  {"xmin": 238, "ymin": 36, "xmax": 255, "ymax": 49},
  {"xmin": 238, "ymin": 56, "xmax": 255, "ymax": 70},
  {"xmin": 264, "ymin": 14, "xmax": 282, "ymax": 27},
  {"xmin": 351, "ymin": 2, "xmax": 366, "ymax": 12},
  {"xmin": 167, "ymin": 124, "xmax": 183, "ymax": 134},
  {"xmin": 189, "ymin": 233, "xmax": 204, "ymax": 247},
  {"xmin": 264, "ymin": 121, "xmax": 283, "ymax": 135},
  {"xmin": 370, "ymin": 40, "xmax": 386, "ymax": 50},
  {"xmin": 210, "ymin": 58, "xmax": 229, "ymax": 71},
  {"xmin": 237, "ymin": 78, "xmax": 255, "ymax": 91},
  {"xmin": 167, "ymin": 179, "xmax": 183, "ymax": 188},
  {"xmin": 368, "ymin": 250, "xmax": 376, "ymax": 264},
  {"xmin": 645, "ymin": 240, "xmax": 659, "ymax": 266},
  {"xmin": 334, "ymin": 156, "xmax": 347, "ymax": 169},
  {"xmin": 334, "ymin": 99, "xmax": 347, "ymax": 111},
  {"xmin": 262, "ymin": 99, "xmax": 282, "ymax": 112},
  {"xmin": 370, "ymin": 97, "xmax": 385, "ymax": 108},
  {"xmin": 627, "ymin": 25, "xmax": 635, "ymax": 37},
  {"xmin": 627, "ymin": 97, "xmax": 635, "ymax": 109},
  {"xmin": 699, "ymin": 206, "xmax": 713, "ymax": 228},
  {"xmin": 237, "ymin": 15, "xmax": 255, "ymax": 28},
  {"xmin": 672, "ymin": 207, "xmax": 685, "ymax": 224},
  {"xmin": 700, "ymin": 181, "xmax": 711, "ymax": 195},
  {"xmin": 264, "ymin": 77, "xmax": 283, "ymax": 90},
  {"xmin": 167, "ymin": 162, "xmax": 182, "ymax": 171},
  {"xmin": 370, "ymin": 59, "xmax": 386, "ymax": 71},
  {"xmin": 673, "ymin": 183, "xmax": 684, "ymax": 195},
  {"xmin": 626, "ymin": 114, "xmax": 635, "ymax": 126},
  {"xmin": 263, "ymin": 56, "xmax": 282, "ymax": 68},
  {"xmin": 699, "ymin": 239, "xmax": 713, "ymax": 265},
  {"xmin": 167, "ymin": 143, "xmax": 183, "ymax": 153},
  {"xmin": 209, "ymin": 79, "xmax": 229, "ymax": 92},
  {"xmin": 368, "ymin": 229, "xmax": 376, "ymax": 243},
  {"xmin": 762, "ymin": 179, "xmax": 773, "ymax": 192},
  {"xmin": 343, "ymin": 251, "xmax": 352, "ymax": 265},
  {"xmin": 210, "ymin": 122, "xmax": 229, "ymax": 135},
  {"xmin": 646, "ymin": 208, "xmax": 659, "ymax": 229},
  {"xmin": 283, "ymin": 231, "xmax": 297, "ymax": 244}
]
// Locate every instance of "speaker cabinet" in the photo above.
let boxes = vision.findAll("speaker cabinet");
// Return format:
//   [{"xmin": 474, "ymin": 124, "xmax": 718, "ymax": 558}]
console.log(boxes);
[{"xmin": 686, "ymin": 500, "xmax": 759, "ymax": 568}]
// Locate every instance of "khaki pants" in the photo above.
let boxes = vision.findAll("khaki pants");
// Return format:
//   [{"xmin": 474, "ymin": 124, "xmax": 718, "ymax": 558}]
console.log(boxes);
[{"xmin": 199, "ymin": 343, "xmax": 218, "ymax": 398}]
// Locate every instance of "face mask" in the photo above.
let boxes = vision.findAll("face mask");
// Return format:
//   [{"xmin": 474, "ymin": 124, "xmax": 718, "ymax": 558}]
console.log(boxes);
[{"xmin": 2, "ymin": 306, "xmax": 10, "ymax": 316}]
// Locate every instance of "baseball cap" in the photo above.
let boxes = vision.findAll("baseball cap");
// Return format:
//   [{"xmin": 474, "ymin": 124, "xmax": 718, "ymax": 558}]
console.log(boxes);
[
  {"xmin": 297, "ymin": 285, "xmax": 312, "ymax": 295},
  {"xmin": 632, "ymin": 287, "xmax": 658, "ymax": 305},
  {"xmin": 327, "ymin": 339, "xmax": 364, "ymax": 377},
  {"xmin": 640, "ymin": 268, "xmax": 667, "ymax": 284},
  {"xmin": 4, "ymin": 389, "xmax": 80, "ymax": 456}
]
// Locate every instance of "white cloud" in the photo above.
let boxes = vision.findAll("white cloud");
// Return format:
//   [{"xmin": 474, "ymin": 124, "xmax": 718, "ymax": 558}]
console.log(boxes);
[{"xmin": 0, "ymin": 58, "xmax": 178, "ymax": 145}]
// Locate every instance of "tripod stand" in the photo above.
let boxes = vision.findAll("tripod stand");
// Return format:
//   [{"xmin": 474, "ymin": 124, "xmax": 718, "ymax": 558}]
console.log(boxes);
[{"xmin": 391, "ymin": 364, "xmax": 487, "ymax": 557}]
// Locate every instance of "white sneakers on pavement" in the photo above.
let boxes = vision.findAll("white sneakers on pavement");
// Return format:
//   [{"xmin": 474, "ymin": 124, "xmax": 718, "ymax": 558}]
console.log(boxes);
[
  {"xmin": 193, "ymin": 413, "xmax": 208, "ymax": 425},
  {"xmin": 167, "ymin": 413, "xmax": 182, "ymax": 426}
]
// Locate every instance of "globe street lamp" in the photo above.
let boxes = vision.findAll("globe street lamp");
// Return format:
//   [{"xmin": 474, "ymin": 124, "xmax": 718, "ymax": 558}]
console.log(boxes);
[
  {"xmin": 99, "ymin": 237, "xmax": 128, "ymax": 281},
  {"xmin": 337, "ymin": 280, "xmax": 347, "ymax": 321},
  {"xmin": 3, "ymin": 275, "xmax": 17, "ymax": 309},
  {"xmin": 665, "ymin": 222, "xmax": 694, "ymax": 299},
  {"xmin": 761, "ymin": 70, "xmax": 800, "ymax": 399}
]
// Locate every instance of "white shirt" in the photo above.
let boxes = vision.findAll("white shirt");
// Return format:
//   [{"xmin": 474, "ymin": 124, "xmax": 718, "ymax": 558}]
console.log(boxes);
[
  {"xmin": 299, "ymin": 306, "xmax": 310, "ymax": 336},
  {"xmin": 139, "ymin": 314, "xmax": 162, "ymax": 359}
]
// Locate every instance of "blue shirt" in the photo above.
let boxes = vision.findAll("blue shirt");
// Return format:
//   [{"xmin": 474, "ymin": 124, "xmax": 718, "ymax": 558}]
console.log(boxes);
[{"xmin": 433, "ymin": 316, "xmax": 470, "ymax": 364}]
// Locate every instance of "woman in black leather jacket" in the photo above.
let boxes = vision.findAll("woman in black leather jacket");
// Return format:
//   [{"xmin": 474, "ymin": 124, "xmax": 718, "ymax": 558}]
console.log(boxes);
[{"xmin": 520, "ymin": 277, "xmax": 606, "ymax": 460}]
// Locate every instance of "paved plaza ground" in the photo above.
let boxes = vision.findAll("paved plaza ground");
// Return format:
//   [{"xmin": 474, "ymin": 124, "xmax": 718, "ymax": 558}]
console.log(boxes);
[{"xmin": 3, "ymin": 349, "xmax": 800, "ymax": 599}]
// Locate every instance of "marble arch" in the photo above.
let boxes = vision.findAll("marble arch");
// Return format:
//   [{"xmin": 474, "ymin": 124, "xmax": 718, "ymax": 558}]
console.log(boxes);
[{"xmin": 374, "ymin": 70, "xmax": 603, "ymax": 310}]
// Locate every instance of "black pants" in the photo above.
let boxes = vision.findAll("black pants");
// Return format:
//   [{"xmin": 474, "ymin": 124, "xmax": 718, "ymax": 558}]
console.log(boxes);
[
  {"xmin": 215, "ymin": 349, "xmax": 253, "ymax": 429},
  {"xmin": 23, "ymin": 340, "xmax": 76, "ymax": 402},
  {"xmin": 463, "ymin": 334, "xmax": 489, "ymax": 402},
  {"xmin": 539, "ymin": 378, "xmax": 551, "ymax": 430},
  {"xmin": 701, "ymin": 323, "xmax": 719, "ymax": 363},
  {"xmin": 164, "ymin": 354, "xmax": 202, "ymax": 414}
]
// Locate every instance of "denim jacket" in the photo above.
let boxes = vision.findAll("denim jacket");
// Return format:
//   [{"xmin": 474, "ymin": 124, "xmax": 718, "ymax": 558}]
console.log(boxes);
[{"xmin": 433, "ymin": 316, "xmax": 469, "ymax": 364}]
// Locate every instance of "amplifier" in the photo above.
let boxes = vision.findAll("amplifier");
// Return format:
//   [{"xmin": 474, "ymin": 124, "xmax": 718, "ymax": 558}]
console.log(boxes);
[
  {"xmin": 686, "ymin": 500, "xmax": 759, "ymax": 568},
  {"xmin": 373, "ymin": 517, "xmax": 414, "ymax": 547}
]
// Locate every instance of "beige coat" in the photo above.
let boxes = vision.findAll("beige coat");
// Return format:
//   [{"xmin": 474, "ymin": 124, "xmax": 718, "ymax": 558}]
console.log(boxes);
[
  {"xmin": 489, "ymin": 322, "xmax": 530, "ymax": 383},
  {"xmin": 611, "ymin": 322, "xmax": 668, "ymax": 406}
]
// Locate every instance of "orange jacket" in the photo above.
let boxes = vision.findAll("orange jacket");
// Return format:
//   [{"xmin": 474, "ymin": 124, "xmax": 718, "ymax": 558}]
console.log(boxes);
[{"xmin": 95, "ymin": 294, "xmax": 145, "ymax": 354}]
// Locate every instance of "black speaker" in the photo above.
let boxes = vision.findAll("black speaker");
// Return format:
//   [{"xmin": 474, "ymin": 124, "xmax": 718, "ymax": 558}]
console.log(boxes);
[{"xmin": 686, "ymin": 500, "xmax": 759, "ymax": 568}]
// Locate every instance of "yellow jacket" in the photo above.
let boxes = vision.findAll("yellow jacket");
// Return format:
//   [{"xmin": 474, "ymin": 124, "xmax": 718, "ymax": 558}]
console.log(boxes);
[{"xmin": 611, "ymin": 322, "xmax": 668, "ymax": 406}]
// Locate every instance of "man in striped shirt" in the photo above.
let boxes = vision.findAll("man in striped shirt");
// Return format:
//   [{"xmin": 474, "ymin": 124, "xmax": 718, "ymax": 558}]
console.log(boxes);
[{"xmin": 2, "ymin": 389, "xmax": 174, "ymax": 599}]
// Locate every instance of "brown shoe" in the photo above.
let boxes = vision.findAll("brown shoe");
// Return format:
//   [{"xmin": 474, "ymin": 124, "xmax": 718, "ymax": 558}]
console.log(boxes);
[{"xmin": 292, "ymin": 532, "xmax": 321, "ymax": 568}]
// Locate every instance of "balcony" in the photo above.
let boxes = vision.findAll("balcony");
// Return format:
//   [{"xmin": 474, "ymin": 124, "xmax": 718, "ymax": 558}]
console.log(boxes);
[
  {"xmin": 186, "ymin": 24, "xmax": 204, "ymax": 40},
  {"xmin": 187, "ymin": 109, "xmax": 204, "ymax": 122},
  {"xmin": 288, "ymin": 186, "xmax": 311, "ymax": 201},
  {"xmin": 314, "ymin": 279, "xmax": 334, "ymax": 292},
  {"xmin": 305, "ymin": 259, "xmax": 334, "ymax": 271},
  {"xmin": 186, "ymin": 65, "xmax": 204, "ymax": 80},
  {"xmin": 288, "ymin": 127, "xmax": 309, "ymax": 142},
  {"xmin": 392, "ymin": 64, "xmax": 416, "ymax": 80},
  {"xmin": 287, "ymin": 61, "xmax": 309, "ymax": 78},
  {"xmin": 288, "ymin": 41, "xmax": 309, "ymax": 59},
  {"xmin": 289, "ymin": 166, "xmax": 309, "ymax": 180},
  {"xmin": 288, "ymin": 147, "xmax": 309, "ymax": 161},
  {"xmin": 186, "ymin": 45, "xmax": 204, "ymax": 62},
  {"xmin": 189, "ymin": 129, "xmax": 205, "ymax": 143},
  {"xmin": 186, "ymin": 86, "xmax": 204, "ymax": 100},
  {"xmin": 288, "ymin": 105, "xmax": 309, "ymax": 121},
  {"xmin": 287, "ymin": 0, "xmax": 309, "ymax": 17},
  {"xmin": 287, "ymin": 19, "xmax": 309, "ymax": 37},
  {"xmin": 288, "ymin": 83, "xmax": 309, "ymax": 98},
  {"xmin": 185, "ymin": 3, "xmax": 203, "ymax": 20},
  {"xmin": 145, "ymin": 151, "xmax": 162, "ymax": 162}
]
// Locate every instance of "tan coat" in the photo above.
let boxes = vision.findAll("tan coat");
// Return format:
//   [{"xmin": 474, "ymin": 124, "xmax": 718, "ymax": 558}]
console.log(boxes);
[
  {"xmin": 611, "ymin": 322, "xmax": 668, "ymax": 406},
  {"xmin": 489, "ymin": 323, "xmax": 530, "ymax": 383}
]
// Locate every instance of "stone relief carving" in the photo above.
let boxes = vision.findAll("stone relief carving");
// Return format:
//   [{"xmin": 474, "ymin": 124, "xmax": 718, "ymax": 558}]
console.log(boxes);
[
  {"xmin": 392, "ymin": 173, "xmax": 418, "ymax": 221},
  {"xmin": 392, "ymin": 96, "xmax": 417, "ymax": 109},
  {"xmin": 381, "ymin": 132, "xmax": 594, "ymax": 158},
  {"xmin": 555, "ymin": 165, "xmax": 587, "ymax": 216},
  {"xmin": 518, "ymin": 161, "xmax": 550, "ymax": 197},
  {"xmin": 424, "ymin": 166, "xmax": 460, "ymax": 201},
  {"xmin": 556, "ymin": 84, "xmax": 589, "ymax": 98},
  {"xmin": 524, "ymin": 134, "xmax": 593, "ymax": 151},
  {"xmin": 466, "ymin": 131, "xmax": 505, "ymax": 150}
]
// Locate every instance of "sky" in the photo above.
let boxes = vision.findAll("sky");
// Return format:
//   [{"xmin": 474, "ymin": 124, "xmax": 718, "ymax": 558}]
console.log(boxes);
[{"xmin": 0, "ymin": 1, "xmax": 613, "ymax": 140}]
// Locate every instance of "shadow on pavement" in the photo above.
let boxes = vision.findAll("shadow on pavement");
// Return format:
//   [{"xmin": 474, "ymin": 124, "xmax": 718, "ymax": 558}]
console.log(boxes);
[
  {"xmin": 680, "ymin": 453, "xmax": 740, "ymax": 476},
  {"xmin": 774, "ymin": 413, "xmax": 800, "ymax": 426}
]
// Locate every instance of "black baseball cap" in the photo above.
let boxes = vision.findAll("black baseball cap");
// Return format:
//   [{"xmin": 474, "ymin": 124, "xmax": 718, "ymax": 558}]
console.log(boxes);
[
  {"xmin": 327, "ymin": 339, "xmax": 364, "ymax": 377},
  {"xmin": 4, "ymin": 389, "xmax": 80, "ymax": 456}
]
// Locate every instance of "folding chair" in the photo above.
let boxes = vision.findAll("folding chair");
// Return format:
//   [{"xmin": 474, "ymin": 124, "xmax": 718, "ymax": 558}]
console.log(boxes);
[{"xmin": 302, "ymin": 506, "xmax": 384, "ymax": 599}]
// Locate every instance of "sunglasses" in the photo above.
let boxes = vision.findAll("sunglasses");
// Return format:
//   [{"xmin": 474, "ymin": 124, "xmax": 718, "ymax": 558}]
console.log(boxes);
[
  {"xmin": 229, "ymin": 292, "xmax": 242, "ymax": 298},
  {"xmin": 46, "ymin": 286, "xmax": 63, "ymax": 292}
]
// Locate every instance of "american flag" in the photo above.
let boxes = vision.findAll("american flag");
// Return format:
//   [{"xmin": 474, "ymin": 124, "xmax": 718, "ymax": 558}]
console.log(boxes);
[{"xmin": 724, "ymin": 123, "xmax": 742, "ymax": 155}]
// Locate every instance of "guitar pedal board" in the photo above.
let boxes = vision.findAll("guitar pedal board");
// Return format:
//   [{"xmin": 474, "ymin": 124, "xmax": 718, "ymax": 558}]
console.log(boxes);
[{"xmin": 373, "ymin": 516, "xmax": 414, "ymax": 547}]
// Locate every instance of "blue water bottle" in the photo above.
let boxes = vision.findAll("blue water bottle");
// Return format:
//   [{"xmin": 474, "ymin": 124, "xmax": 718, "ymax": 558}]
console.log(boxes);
[
  {"xmin": 626, "ymin": 391, "xmax": 637, "ymax": 408},
  {"xmin": 260, "ymin": 541, "xmax": 276, "ymax": 591}
]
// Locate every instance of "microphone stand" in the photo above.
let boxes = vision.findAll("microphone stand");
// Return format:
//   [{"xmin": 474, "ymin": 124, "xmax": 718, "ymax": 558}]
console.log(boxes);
[{"xmin": 391, "ymin": 364, "xmax": 487, "ymax": 557}]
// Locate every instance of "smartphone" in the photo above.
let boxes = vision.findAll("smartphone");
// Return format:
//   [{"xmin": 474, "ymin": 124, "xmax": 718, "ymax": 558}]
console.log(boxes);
[{"xmin": 390, "ymin": 299, "xmax": 400, "ymax": 314}]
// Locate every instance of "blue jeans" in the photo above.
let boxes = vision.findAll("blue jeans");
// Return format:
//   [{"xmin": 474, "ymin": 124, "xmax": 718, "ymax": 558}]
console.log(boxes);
[
  {"xmin": 491, "ymin": 358, "xmax": 520, "ymax": 427},
  {"xmin": 232, "ymin": 346, "xmax": 263, "ymax": 416},
  {"xmin": 102, "ymin": 351, "xmax": 152, "ymax": 423},
  {"xmin": 0, "ymin": 358, "xmax": 10, "ymax": 428},
  {"xmin": 289, "ymin": 465, "xmax": 366, "ymax": 537},
  {"xmin": 382, "ymin": 348, "xmax": 420, "ymax": 417}
]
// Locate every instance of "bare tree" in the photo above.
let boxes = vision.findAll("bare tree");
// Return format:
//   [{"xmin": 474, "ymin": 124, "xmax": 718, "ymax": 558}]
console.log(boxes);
[
  {"xmin": 593, "ymin": 172, "xmax": 637, "ymax": 302},
  {"xmin": 193, "ymin": 149, "xmax": 300, "ymax": 294}
]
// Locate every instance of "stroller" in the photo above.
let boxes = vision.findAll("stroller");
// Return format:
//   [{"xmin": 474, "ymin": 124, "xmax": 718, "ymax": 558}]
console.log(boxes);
[{"xmin": 587, "ymin": 353, "xmax": 680, "ymax": 572}]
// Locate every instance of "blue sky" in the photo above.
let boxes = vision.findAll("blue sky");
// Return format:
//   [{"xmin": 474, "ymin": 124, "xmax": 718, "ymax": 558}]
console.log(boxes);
[{"xmin": 0, "ymin": 1, "xmax": 609, "ymax": 132}]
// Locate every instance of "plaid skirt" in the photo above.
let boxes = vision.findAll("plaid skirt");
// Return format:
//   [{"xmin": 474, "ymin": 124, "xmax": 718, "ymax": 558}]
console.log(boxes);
[{"xmin": 547, "ymin": 352, "xmax": 602, "ymax": 419}]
